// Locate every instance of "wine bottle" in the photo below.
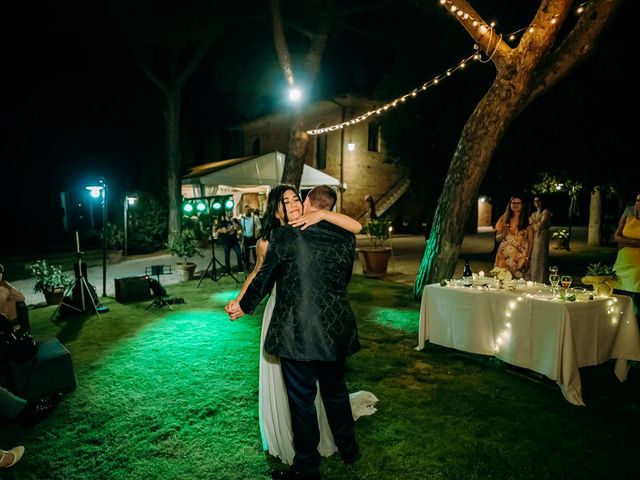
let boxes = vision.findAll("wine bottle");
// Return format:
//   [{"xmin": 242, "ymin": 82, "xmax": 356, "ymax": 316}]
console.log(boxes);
[{"xmin": 463, "ymin": 259, "xmax": 473, "ymax": 286}]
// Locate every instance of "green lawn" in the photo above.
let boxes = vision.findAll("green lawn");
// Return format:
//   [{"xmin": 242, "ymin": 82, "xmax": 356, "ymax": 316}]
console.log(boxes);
[{"xmin": 2, "ymin": 275, "xmax": 639, "ymax": 479}]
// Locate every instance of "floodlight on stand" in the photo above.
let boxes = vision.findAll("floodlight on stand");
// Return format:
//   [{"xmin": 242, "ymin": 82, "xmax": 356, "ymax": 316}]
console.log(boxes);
[
  {"xmin": 86, "ymin": 180, "xmax": 108, "ymax": 297},
  {"xmin": 124, "ymin": 194, "xmax": 138, "ymax": 257},
  {"xmin": 224, "ymin": 199, "xmax": 234, "ymax": 210},
  {"xmin": 196, "ymin": 201, "xmax": 207, "ymax": 213},
  {"xmin": 212, "ymin": 201, "xmax": 222, "ymax": 211},
  {"xmin": 86, "ymin": 186, "xmax": 103, "ymax": 198},
  {"xmin": 183, "ymin": 203, "xmax": 194, "ymax": 214}
]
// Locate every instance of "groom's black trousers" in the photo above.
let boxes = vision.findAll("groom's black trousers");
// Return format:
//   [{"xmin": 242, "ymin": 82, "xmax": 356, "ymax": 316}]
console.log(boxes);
[{"xmin": 280, "ymin": 357, "xmax": 356, "ymax": 473}]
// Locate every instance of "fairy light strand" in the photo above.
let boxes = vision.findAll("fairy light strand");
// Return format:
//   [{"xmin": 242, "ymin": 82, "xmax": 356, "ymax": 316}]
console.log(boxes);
[{"xmin": 306, "ymin": 0, "xmax": 589, "ymax": 136}]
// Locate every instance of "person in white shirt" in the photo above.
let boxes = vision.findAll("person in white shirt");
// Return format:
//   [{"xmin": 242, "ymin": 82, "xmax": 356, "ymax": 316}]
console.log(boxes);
[{"xmin": 239, "ymin": 205, "xmax": 262, "ymax": 271}]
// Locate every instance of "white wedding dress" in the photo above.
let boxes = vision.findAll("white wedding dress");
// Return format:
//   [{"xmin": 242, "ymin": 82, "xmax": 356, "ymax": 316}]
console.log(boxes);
[{"xmin": 259, "ymin": 285, "xmax": 378, "ymax": 465}]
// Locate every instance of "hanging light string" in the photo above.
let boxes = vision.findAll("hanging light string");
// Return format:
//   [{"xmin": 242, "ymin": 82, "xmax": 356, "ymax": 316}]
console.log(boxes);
[
  {"xmin": 306, "ymin": 1, "xmax": 588, "ymax": 136},
  {"xmin": 306, "ymin": 52, "xmax": 478, "ymax": 135}
]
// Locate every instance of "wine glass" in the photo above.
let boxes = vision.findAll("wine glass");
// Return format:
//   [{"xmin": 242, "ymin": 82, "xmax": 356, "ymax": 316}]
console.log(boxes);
[
  {"xmin": 549, "ymin": 265, "xmax": 558, "ymax": 276},
  {"xmin": 549, "ymin": 273, "xmax": 560, "ymax": 297},
  {"xmin": 560, "ymin": 275, "xmax": 572, "ymax": 296}
]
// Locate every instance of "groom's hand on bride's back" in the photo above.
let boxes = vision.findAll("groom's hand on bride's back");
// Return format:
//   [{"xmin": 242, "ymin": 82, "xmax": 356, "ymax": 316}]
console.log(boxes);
[{"xmin": 225, "ymin": 300, "xmax": 245, "ymax": 321}]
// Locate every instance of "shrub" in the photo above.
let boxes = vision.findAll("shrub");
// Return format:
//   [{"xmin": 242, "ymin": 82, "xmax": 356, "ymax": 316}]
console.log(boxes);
[
  {"xmin": 363, "ymin": 216, "xmax": 392, "ymax": 249},
  {"xmin": 26, "ymin": 260, "xmax": 74, "ymax": 294}
]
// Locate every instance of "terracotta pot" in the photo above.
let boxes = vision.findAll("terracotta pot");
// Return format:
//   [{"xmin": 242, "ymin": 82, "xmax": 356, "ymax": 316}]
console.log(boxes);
[
  {"xmin": 176, "ymin": 262, "xmax": 197, "ymax": 281},
  {"xmin": 43, "ymin": 288, "xmax": 65, "ymax": 306},
  {"xmin": 356, "ymin": 248, "xmax": 392, "ymax": 278}
]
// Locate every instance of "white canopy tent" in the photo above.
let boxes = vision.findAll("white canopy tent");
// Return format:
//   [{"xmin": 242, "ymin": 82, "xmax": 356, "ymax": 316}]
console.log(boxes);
[{"xmin": 182, "ymin": 151, "xmax": 341, "ymax": 199}]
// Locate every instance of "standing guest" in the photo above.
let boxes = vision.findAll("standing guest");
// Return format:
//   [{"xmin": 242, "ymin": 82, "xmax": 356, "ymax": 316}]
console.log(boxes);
[
  {"xmin": 240, "ymin": 205, "xmax": 261, "ymax": 271},
  {"xmin": 528, "ymin": 195, "xmax": 552, "ymax": 283},
  {"xmin": 0, "ymin": 264, "xmax": 25, "ymax": 322},
  {"xmin": 215, "ymin": 212, "xmax": 243, "ymax": 273},
  {"xmin": 494, "ymin": 195, "xmax": 533, "ymax": 279},
  {"xmin": 613, "ymin": 193, "xmax": 640, "ymax": 315}
]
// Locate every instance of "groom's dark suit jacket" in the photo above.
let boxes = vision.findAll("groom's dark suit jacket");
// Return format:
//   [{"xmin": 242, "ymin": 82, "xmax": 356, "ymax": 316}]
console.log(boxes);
[{"xmin": 239, "ymin": 221, "xmax": 360, "ymax": 361}]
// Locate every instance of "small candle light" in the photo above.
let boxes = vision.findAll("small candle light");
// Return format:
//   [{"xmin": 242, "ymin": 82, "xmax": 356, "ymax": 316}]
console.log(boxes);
[
  {"xmin": 479, "ymin": 271, "xmax": 485, "ymax": 278},
  {"xmin": 527, "ymin": 281, "xmax": 534, "ymax": 289}
]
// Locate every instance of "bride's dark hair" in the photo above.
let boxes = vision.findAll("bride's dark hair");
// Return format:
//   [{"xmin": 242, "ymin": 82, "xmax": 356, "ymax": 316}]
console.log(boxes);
[{"xmin": 260, "ymin": 184, "xmax": 299, "ymax": 241}]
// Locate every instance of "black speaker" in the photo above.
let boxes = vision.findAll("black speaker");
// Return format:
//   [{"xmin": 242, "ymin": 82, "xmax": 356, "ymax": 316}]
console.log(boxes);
[{"xmin": 114, "ymin": 276, "xmax": 152, "ymax": 303}]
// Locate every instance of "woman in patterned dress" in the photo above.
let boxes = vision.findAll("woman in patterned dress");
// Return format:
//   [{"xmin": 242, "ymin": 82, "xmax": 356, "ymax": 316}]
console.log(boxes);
[{"xmin": 494, "ymin": 195, "xmax": 533, "ymax": 279}]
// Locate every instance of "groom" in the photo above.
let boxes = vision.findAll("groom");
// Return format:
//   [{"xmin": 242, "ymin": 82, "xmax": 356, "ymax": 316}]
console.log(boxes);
[{"xmin": 226, "ymin": 185, "xmax": 360, "ymax": 480}]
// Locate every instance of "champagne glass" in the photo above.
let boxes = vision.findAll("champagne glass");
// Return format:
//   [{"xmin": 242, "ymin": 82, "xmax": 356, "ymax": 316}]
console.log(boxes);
[
  {"xmin": 549, "ymin": 273, "xmax": 560, "ymax": 297},
  {"xmin": 560, "ymin": 275, "xmax": 572, "ymax": 296}
]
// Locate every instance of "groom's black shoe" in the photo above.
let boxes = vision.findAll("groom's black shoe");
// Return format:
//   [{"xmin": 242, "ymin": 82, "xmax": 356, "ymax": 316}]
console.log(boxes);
[
  {"xmin": 270, "ymin": 467, "xmax": 321, "ymax": 480},
  {"xmin": 339, "ymin": 444, "xmax": 360, "ymax": 465}
]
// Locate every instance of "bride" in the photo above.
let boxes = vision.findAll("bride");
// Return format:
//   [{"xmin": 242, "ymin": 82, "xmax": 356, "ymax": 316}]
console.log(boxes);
[{"xmin": 232, "ymin": 184, "xmax": 377, "ymax": 465}]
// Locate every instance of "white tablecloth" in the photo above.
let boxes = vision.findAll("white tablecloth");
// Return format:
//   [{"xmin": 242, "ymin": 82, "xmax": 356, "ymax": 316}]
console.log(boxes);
[{"xmin": 418, "ymin": 284, "xmax": 640, "ymax": 405}]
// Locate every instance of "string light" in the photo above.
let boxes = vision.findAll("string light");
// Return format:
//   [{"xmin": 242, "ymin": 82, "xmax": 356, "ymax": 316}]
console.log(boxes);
[
  {"xmin": 306, "ymin": 1, "xmax": 590, "ymax": 136},
  {"xmin": 306, "ymin": 51, "xmax": 478, "ymax": 135}
]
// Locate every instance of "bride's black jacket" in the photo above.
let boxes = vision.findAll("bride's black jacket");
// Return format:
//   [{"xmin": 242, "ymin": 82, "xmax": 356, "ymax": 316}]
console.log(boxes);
[{"xmin": 239, "ymin": 221, "xmax": 360, "ymax": 361}]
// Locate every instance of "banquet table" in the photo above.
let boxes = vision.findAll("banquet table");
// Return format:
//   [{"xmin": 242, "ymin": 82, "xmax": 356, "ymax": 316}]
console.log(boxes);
[{"xmin": 418, "ymin": 283, "xmax": 640, "ymax": 405}]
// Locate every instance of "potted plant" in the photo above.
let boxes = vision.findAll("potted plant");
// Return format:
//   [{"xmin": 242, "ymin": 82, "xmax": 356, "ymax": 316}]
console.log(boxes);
[
  {"xmin": 552, "ymin": 229, "xmax": 570, "ymax": 249},
  {"xmin": 168, "ymin": 229, "xmax": 202, "ymax": 281},
  {"xmin": 356, "ymin": 216, "xmax": 393, "ymax": 278},
  {"xmin": 26, "ymin": 260, "xmax": 74, "ymax": 305},
  {"xmin": 581, "ymin": 262, "xmax": 619, "ymax": 297},
  {"xmin": 102, "ymin": 222, "xmax": 124, "ymax": 263}
]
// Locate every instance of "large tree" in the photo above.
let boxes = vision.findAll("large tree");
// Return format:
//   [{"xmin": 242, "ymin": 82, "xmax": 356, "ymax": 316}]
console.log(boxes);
[
  {"xmin": 414, "ymin": 0, "xmax": 621, "ymax": 296},
  {"xmin": 115, "ymin": 1, "xmax": 225, "ymax": 242}
]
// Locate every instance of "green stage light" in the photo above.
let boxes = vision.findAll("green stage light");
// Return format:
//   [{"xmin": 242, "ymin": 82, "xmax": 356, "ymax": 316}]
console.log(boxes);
[
  {"xmin": 196, "ymin": 201, "xmax": 207, "ymax": 212},
  {"xmin": 183, "ymin": 203, "xmax": 194, "ymax": 214},
  {"xmin": 212, "ymin": 201, "xmax": 222, "ymax": 211},
  {"xmin": 225, "ymin": 199, "xmax": 234, "ymax": 210}
]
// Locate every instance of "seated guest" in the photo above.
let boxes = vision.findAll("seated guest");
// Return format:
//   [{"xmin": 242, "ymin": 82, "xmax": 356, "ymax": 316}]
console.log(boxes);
[{"xmin": 0, "ymin": 264, "xmax": 25, "ymax": 322}]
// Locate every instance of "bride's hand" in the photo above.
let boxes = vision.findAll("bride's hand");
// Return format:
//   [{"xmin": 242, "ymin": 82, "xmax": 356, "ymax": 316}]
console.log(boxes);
[{"xmin": 289, "ymin": 211, "xmax": 326, "ymax": 230}]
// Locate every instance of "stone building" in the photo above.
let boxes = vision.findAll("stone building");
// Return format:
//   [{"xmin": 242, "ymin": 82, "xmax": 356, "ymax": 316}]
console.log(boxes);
[{"xmin": 227, "ymin": 95, "xmax": 408, "ymax": 219}]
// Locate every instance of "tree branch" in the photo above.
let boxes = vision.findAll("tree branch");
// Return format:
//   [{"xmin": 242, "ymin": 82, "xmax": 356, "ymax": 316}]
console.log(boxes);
[
  {"xmin": 527, "ymin": 0, "xmax": 621, "ymax": 105},
  {"xmin": 138, "ymin": 59, "xmax": 170, "ymax": 95},
  {"xmin": 271, "ymin": 0, "xmax": 296, "ymax": 86},
  {"xmin": 446, "ymin": 0, "xmax": 511, "ymax": 70}
]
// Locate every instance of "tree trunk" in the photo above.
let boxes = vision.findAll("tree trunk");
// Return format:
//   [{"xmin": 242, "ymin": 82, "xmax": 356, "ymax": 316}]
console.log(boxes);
[
  {"xmin": 270, "ymin": 0, "xmax": 332, "ymax": 189},
  {"xmin": 281, "ymin": 116, "xmax": 308, "ymax": 187},
  {"xmin": 588, "ymin": 187, "xmax": 602, "ymax": 246},
  {"xmin": 414, "ymin": 77, "xmax": 529, "ymax": 296},
  {"xmin": 165, "ymin": 90, "xmax": 182, "ymax": 244}
]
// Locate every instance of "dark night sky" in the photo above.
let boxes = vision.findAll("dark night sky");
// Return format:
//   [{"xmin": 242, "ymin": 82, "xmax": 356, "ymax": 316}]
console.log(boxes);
[{"xmin": 1, "ymin": 0, "xmax": 637, "ymax": 252}]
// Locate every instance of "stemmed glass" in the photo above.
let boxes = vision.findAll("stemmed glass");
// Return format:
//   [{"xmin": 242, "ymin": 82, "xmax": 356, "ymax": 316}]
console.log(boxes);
[
  {"xmin": 560, "ymin": 275, "xmax": 572, "ymax": 296},
  {"xmin": 549, "ymin": 265, "xmax": 558, "ymax": 276},
  {"xmin": 549, "ymin": 273, "xmax": 560, "ymax": 297}
]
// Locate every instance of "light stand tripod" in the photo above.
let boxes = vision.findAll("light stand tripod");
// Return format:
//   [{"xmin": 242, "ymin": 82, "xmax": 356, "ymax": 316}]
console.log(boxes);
[
  {"xmin": 52, "ymin": 234, "xmax": 105, "ymax": 321},
  {"xmin": 197, "ymin": 236, "xmax": 240, "ymax": 287}
]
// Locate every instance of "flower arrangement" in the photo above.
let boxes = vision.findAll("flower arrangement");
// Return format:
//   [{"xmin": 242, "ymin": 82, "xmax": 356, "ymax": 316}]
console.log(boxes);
[
  {"xmin": 490, "ymin": 266, "xmax": 512, "ymax": 283},
  {"xmin": 552, "ymin": 229, "xmax": 569, "ymax": 240}
]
